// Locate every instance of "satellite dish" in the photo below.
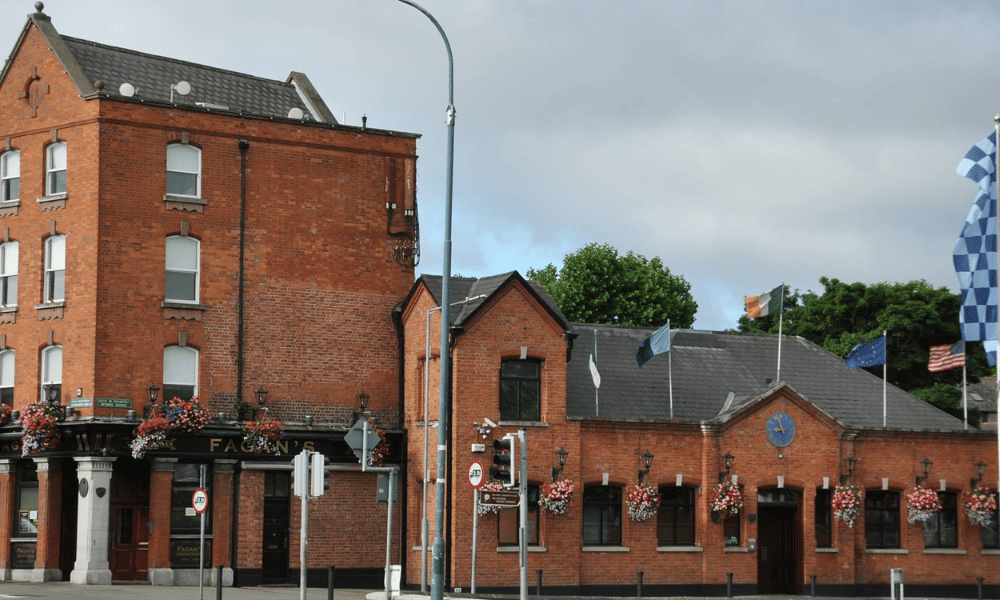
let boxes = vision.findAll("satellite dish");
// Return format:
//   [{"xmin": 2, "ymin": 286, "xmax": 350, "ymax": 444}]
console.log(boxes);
[
  {"xmin": 119, "ymin": 82, "xmax": 135, "ymax": 97},
  {"xmin": 174, "ymin": 81, "xmax": 191, "ymax": 96},
  {"xmin": 287, "ymin": 107, "xmax": 304, "ymax": 120}
]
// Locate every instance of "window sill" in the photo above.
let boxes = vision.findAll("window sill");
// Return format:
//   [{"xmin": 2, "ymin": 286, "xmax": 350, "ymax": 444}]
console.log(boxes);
[
  {"xmin": 164, "ymin": 194, "xmax": 207, "ymax": 213},
  {"xmin": 815, "ymin": 547, "xmax": 839, "ymax": 553},
  {"xmin": 498, "ymin": 546, "xmax": 546, "ymax": 553},
  {"xmin": 657, "ymin": 545, "xmax": 703, "ymax": 553},
  {"xmin": 499, "ymin": 420, "xmax": 548, "ymax": 428},
  {"xmin": 0, "ymin": 307, "xmax": 15, "ymax": 324},
  {"xmin": 865, "ymin": 548, "xmax": 908, "ymax": 554},
  {"xmin": 36, "ymin": 193, "xmax": 66, "ymax": 210},
  {"xmin": 724, "ymin": 546, "xmax": 748, "ymax": 553},
  {"xmin": 35, "ymin": 301, "xmax": 64, "ymax": 320},
  {"xmin": 983, "ymin": 549, "xmax": 1000, "ymax": 555},
  {"xmin": 0, "ymin": 199, "xmax": 19, "ymax": 217},
  {"xmin": 163, "ymin": 301, "xmax": 206, "ymax": 321},
  {"xmin": 582, "ymin": 545, "xmax": 629, "ymax": 552},
  {"xmin": 923, "ymin": 548, "xmax": 966, "ymax": 555}
]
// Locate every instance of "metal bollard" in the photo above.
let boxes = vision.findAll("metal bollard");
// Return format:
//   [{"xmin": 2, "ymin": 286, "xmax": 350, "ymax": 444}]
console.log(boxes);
[
  {"xmin": 637, "ymin": 571, "xmax": 643, "ymax": 598},
  {"xmin": 536, "ymin": 569, "xmax": 543, "ymax": 597},
  {"xmin": 810, "ymin": 574, "xmax": 816, "ymax": 597},
  {"xmin": 726, "ymin": 572, "xmax": 733, "ymax": 598},
  {"xmin": 215, "ymin": 565, "xmax": 223, "ymax": 600},
  {"xmin": 978, "ymin": 576, "xmax": 984, "ymax": 600},
  {"xmin": 328, "ymin": 566, "xmax": 336, "ymax": 600}
]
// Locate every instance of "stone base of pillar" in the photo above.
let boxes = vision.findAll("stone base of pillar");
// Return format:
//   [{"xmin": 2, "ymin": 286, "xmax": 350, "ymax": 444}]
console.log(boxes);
[
  {"xmin": 69, "ymin": 566, "xmax": 112, "ymax": 584},
  {"xmin": 172, "ymin": 567, "xmax": 232, "ymax": 586},
  {"xmin": 28, "ymin": 567, "xmax": 61, "ymax": 582},
  {"xmin": 148, "ymin": 567, "xmax": 174, "ymax": 586}
]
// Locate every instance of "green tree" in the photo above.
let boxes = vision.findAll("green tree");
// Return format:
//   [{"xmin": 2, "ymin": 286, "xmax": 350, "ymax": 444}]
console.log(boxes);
[
  {"xmin": 737, "ymin": 277, "xmax": 990, "ymax": 391},
  {"xmin": 526, "ymin": 243, "xmax": 697, "ymax": 327}
]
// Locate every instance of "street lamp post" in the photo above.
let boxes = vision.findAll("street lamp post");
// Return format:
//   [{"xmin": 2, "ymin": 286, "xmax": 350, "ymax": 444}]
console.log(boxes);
[{"xmin": 391, "ymin": 3, "xmax": 455, "ymax": 600}]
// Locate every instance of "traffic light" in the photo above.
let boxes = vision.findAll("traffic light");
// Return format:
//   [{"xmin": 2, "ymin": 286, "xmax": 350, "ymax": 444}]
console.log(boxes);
[
  {"xmin": 310, "ymin": 451, "xmax": 331, "ymax": 497},
  {"xmin": 292, "ymin": 450, "xmax": 310, "ymax": 498},
  {"xmin": 492, "ymin": 433, "xmax": 516, "ymax": 488}
]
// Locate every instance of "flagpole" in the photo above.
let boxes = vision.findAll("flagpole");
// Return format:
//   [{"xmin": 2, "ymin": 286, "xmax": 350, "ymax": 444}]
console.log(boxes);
[
  {"xmin": 594, "ymin": 329, "xmax": 599, "ymax": 418},
  {"xmin": 882, "ymin": 330, "xmax": 887, "ymax": 428},
  {"xmin": 994, "ymin": 114, "xmax": 999, "ymax": 481},
  {"xmin": 963, "ymin": 361, "xmax": 968, "ymax": 430},
  {"xmin": 776, "ymin": 284, "xmax": 784, "ymax": 383},
  {"xmin": 668, "ymin": 320, "xmax": 673, "ymax": 420}
]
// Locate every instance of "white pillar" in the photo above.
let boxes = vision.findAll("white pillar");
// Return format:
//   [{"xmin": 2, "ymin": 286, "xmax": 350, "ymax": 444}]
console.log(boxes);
[{"xmin": 70, "ymin": 456, "xmax": 115, "ymax": 584}]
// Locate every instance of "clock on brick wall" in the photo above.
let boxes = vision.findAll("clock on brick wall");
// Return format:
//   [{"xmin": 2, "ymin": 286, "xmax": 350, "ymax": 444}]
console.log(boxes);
[{"xmin": 765, "ymin": 412, "xmax": 796, "ymax": 447}]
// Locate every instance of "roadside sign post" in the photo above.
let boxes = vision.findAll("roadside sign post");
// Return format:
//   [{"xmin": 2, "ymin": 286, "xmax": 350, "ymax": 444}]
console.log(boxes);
[
  {"xmin": 193, "ymin": 465, "xmax": 208, "ymax": 600},
  {"xmin": 468, "ymin": 461, "xmax": 484, "ymax": 594}
]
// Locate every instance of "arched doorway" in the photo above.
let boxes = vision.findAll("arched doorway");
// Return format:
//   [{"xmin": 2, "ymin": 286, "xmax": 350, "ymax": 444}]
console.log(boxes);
[{"xmin": 756, "ymin": 488, "xmax": 801, "ymax": 594}]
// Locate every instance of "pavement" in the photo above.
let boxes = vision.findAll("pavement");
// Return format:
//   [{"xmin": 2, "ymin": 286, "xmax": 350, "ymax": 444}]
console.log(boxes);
[{"xmin": 0, "ymin": 582, "xmax": 968, "ymax": 600}]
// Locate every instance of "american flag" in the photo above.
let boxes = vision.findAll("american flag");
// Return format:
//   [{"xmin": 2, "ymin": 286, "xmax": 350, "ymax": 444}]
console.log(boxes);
[{"xmin": 927, "ymin": 341, "xmax": 966, "ymax": 373}]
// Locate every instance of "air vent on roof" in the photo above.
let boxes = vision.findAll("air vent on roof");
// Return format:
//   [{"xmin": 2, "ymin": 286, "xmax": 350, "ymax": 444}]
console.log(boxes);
[
  {"xmin": 287, "ymin": 107, "xmax": 304, "ymax": 119},
  {"xmin": 196, "ymin": 102, "xmax": 229, "ymax": 110}
]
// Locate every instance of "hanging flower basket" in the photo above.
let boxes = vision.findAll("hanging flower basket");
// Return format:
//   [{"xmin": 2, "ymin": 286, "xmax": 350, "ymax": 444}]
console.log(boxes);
[
  {"xmin": 540, "ymin": 479, "xmax": 574, "ymax": 515},
  {"xmin": 477, "ymin": 481, "xmax": 508, "ymax": 515},
  {"xmin": 832, "ymin": 484, "xmax": 863, "ymax": 528},
  {"xmin": 163, "ymin": 396, "xmax": 209, "ymax": 433},
  {"xmin": 243, "ymin": 416, "xmax": 286, "ymax": 454},
  {"xmin": 964, "ymin": 487, "xmax": 998, "ymax": 527},
  {"xmin": 709, "ymin": 480, "xmax": 744, "ymax": 517},
  {"xmin": 906, "ymin": 485, "xmax": 942, "ymax": 524},
  {"xmin": 0, "ymin": 403, "xmax": 11, "ymax": 426},
  {"xmin": 627, "ymin": 482, "xmax": 660, "ymax": 522},
  {"xmin": 131, "ymin": 416, "xmax": 171, "ymax": 459},
  {"xmin": 20, "ymin": 401, "xmax": 62, "ymax": 456},
  {"xmin": 365, "ymin": 417, "xmax": 389, "ymax": 467}
]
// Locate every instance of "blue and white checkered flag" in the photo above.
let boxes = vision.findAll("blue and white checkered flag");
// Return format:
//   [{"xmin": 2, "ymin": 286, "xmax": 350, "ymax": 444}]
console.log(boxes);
[{"xmin": 955, "ymin": 132, "xmax": 999, "ymax": 366}]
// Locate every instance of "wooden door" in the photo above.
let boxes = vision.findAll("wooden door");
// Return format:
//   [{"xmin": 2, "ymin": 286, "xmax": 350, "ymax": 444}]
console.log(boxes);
[
  {"xmin": 262, "ymin": 472, "xmax": 291, "ymax": 583},
  {"xmin": 757, "ymin": 505, "xmax": 798, "ymax": 593},
  {"xmin": 109, "ymin": 504, "xmax": 149, "ymax": 581}
]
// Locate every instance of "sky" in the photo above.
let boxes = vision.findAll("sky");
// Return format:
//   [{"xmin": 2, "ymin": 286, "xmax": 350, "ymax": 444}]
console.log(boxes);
[{"xmin": 2, "ymin": 0, "xmax": 998, "ymax": 331}]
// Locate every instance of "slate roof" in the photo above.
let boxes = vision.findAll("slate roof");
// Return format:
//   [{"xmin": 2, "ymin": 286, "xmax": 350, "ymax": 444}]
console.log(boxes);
[
  {"xmin": 567, "ymin": 325, "xmax": 970, "ymax": 432},
  {"xmin": 0, "ymin": 6, "xmax": 397, "ymax": 129},
  {"xmin": 415, "ymin": 273, "xmax": 570, "ymax": 330}
]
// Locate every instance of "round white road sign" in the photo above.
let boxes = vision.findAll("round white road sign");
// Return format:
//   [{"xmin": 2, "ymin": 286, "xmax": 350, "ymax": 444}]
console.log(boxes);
[
  {"xmin": 468, "ymin": 461, "xmax": 485, "ymax": 488},
  {"xmin": 192, "ymin": 488, "xmax": 209, "ymax": 514}
]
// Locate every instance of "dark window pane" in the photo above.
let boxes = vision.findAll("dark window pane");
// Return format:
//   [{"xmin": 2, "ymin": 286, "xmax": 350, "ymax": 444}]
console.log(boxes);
[
  {"xmin": 49, "ymin": 171, "xmax": 66, "ymax": 194},
  {"xmin": 815, "ymin": 489, "xmax": 832, "ymax": 548},
  {"xmin": 163, "ymin": 385, "xmax": 195, "ymax": 402},
  {"xmin": 166, "ymin": 271, "xmax": 196, "ymax": 301},
  {"xmin": 583, "ymin": 486, "xmax": 621, "ymax": 545},
  {"xmin": 167, "ymin": 172, "xmax": 198, "ymax": 196}
]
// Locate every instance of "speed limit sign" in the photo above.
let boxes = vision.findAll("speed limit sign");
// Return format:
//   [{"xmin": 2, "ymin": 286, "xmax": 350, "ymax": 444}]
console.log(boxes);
[
  {"xmin": 468, "ymin": 461, "xmax": 484, "ymax": 488},
  {"xmin": 192, "ymin": 488, "xmax": 209, "ymax": 514}
]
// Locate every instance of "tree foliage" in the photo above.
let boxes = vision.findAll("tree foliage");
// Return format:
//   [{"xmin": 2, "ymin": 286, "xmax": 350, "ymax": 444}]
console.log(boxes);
[
  {"xmin": 526, "ymin": 243, "xmax": 697, "ymax": 327},
  {"xmin": 737, "ymin": 277, "xmax": 991, "ymax": 391}
]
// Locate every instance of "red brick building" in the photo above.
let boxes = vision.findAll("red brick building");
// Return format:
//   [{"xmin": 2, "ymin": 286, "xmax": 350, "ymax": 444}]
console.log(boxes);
[
  {"xmin": 401, "ymin": 272, "xmax": 999, "ymax": 598},
  {"xmin": 0, "ymin": 5, "xmax": 413, "ymax": 586}
]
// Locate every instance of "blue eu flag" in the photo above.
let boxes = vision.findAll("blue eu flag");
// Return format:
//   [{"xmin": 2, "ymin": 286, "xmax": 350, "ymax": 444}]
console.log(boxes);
[{"xmin": 845, "ymin": 335, "xmax": 886, "ymax": 369}]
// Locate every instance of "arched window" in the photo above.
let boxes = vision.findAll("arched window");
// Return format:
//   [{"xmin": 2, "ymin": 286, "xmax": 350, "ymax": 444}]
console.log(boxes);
[
  {"xmin": 499, "ymin": 484, "xmax": 539, "ymax": 546},
  {"xmin": 44, "ymin": 235, "xmax": 65, "ymax": 303},
  {"xmin": 40, "ymin": 345, "xmax": 62, "ymax": 403},
  {"xmin": 167, "ymin": 144, "xmax": 201, "ymax": 197},
  {"xmin": 657, "ymin": 486, "xmax": 695, "ymax": 545},
  {"xmin": 46, "ymin": 142, "xmax": 66, "ymax": 195},
  {"xmin": 0, "ymin": 349, "xmax": 13, "ymax": 406},
  {"xmin": 164, "ymin": 346, "xmax": 198, "ymax": 401},
  {"xmin": 165, "ymin": 236, "xmax": 200, "ymax": 303},
  {"xmin": 0, "ymin": 240, "xmax": 17, "ymax": 308},
  {"xmin": 583, "ymin": 485, "xmax": 621, "ymax": 545},
  {"xmin": 499, "ymin": 359, "xmax": 540, "ymax": 421},
  {"xmin": 923, "ymin": 491, "xmax": 958, "ymax": 548},
  {"xmin": 864, "ymin": 490, "xmax": 900, "ymax": 549},
  {"xmin": 1, "ymin": 150, "xmax": 19, "ymax": 202}
]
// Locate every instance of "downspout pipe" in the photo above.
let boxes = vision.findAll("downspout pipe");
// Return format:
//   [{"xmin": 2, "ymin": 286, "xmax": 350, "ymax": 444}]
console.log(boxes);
[{"xmin": 237, "ymin": 139, "xmax": 250, "ymax": 411}]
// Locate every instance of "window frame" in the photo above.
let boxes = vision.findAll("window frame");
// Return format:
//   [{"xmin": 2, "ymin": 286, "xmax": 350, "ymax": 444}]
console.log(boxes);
[
  {"xmin": 922, "ymin": 491, "xmax": 958, "ymax": 549},
  {"xmin": 981, "ymin": 489, "xmax": 999, "ymax": 550},
  {"xmin": 43, "ymin": 235, "xmax": 65, "ymax": 303},
  {"xmin": 0, "ymin": 349, "xmax": 13, "ymax": 407},
  {"xmin": 498, "ymin": 484, "xmax": 539, "ymax": 546},
  {"xmin": 0, "ymin": 240, "xmax": 17, "ymax": 308},
  {"xmin": 45, "ymin": 142, "xmax": 66, "ymax": 196},
  {"xmin": 864, "ymin": 490, "xmax": 901, "ymax": 549},
  {"xmin": 40, "ymin": 344, "xmax": 62, "ymax": 403},
  {"xmin": 166, "ymin": 143, "xmax": 201, "ymax": 198},
  {"xmin": 582, "ymin": 485, "xmax": 622, "ymax": 546},
  {"xmin": 165, "ymin": 235, "xmax": 200, "ymax": 304},
  {"xmin": 1, "ymin": 149, "xmax": 20, "ymax": 202},
  {"xmin": 657, "ymin": 485, "xmax": 695, "ymax": 546},
  {"xmin": 815, "ymin": 488, "xmax": 832, "ymax": 548},
  {"xmin": 499, "ymin": 358, "xmax": 541, "ymax": 421},
  {"xmin": 163, "ymin": 345, "xmax": 198, "ymax": 401}
]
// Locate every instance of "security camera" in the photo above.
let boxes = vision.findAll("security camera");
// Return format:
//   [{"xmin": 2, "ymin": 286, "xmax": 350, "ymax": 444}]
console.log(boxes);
[{"xmin": 483, "ymin": 418, "xmax": 497, "ymax": 429}]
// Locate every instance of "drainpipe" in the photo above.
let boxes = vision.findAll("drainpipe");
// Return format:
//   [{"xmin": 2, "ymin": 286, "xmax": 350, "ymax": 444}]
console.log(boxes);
[{"xmin": 237, "ymin": 140, "xmax": 250, "ymax": 411}]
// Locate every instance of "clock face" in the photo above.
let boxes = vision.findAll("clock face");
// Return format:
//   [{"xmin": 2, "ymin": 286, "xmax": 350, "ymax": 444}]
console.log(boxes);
[{"xmin": 766, "ymin": 412, "xmax": 796, "ymax": 447}]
